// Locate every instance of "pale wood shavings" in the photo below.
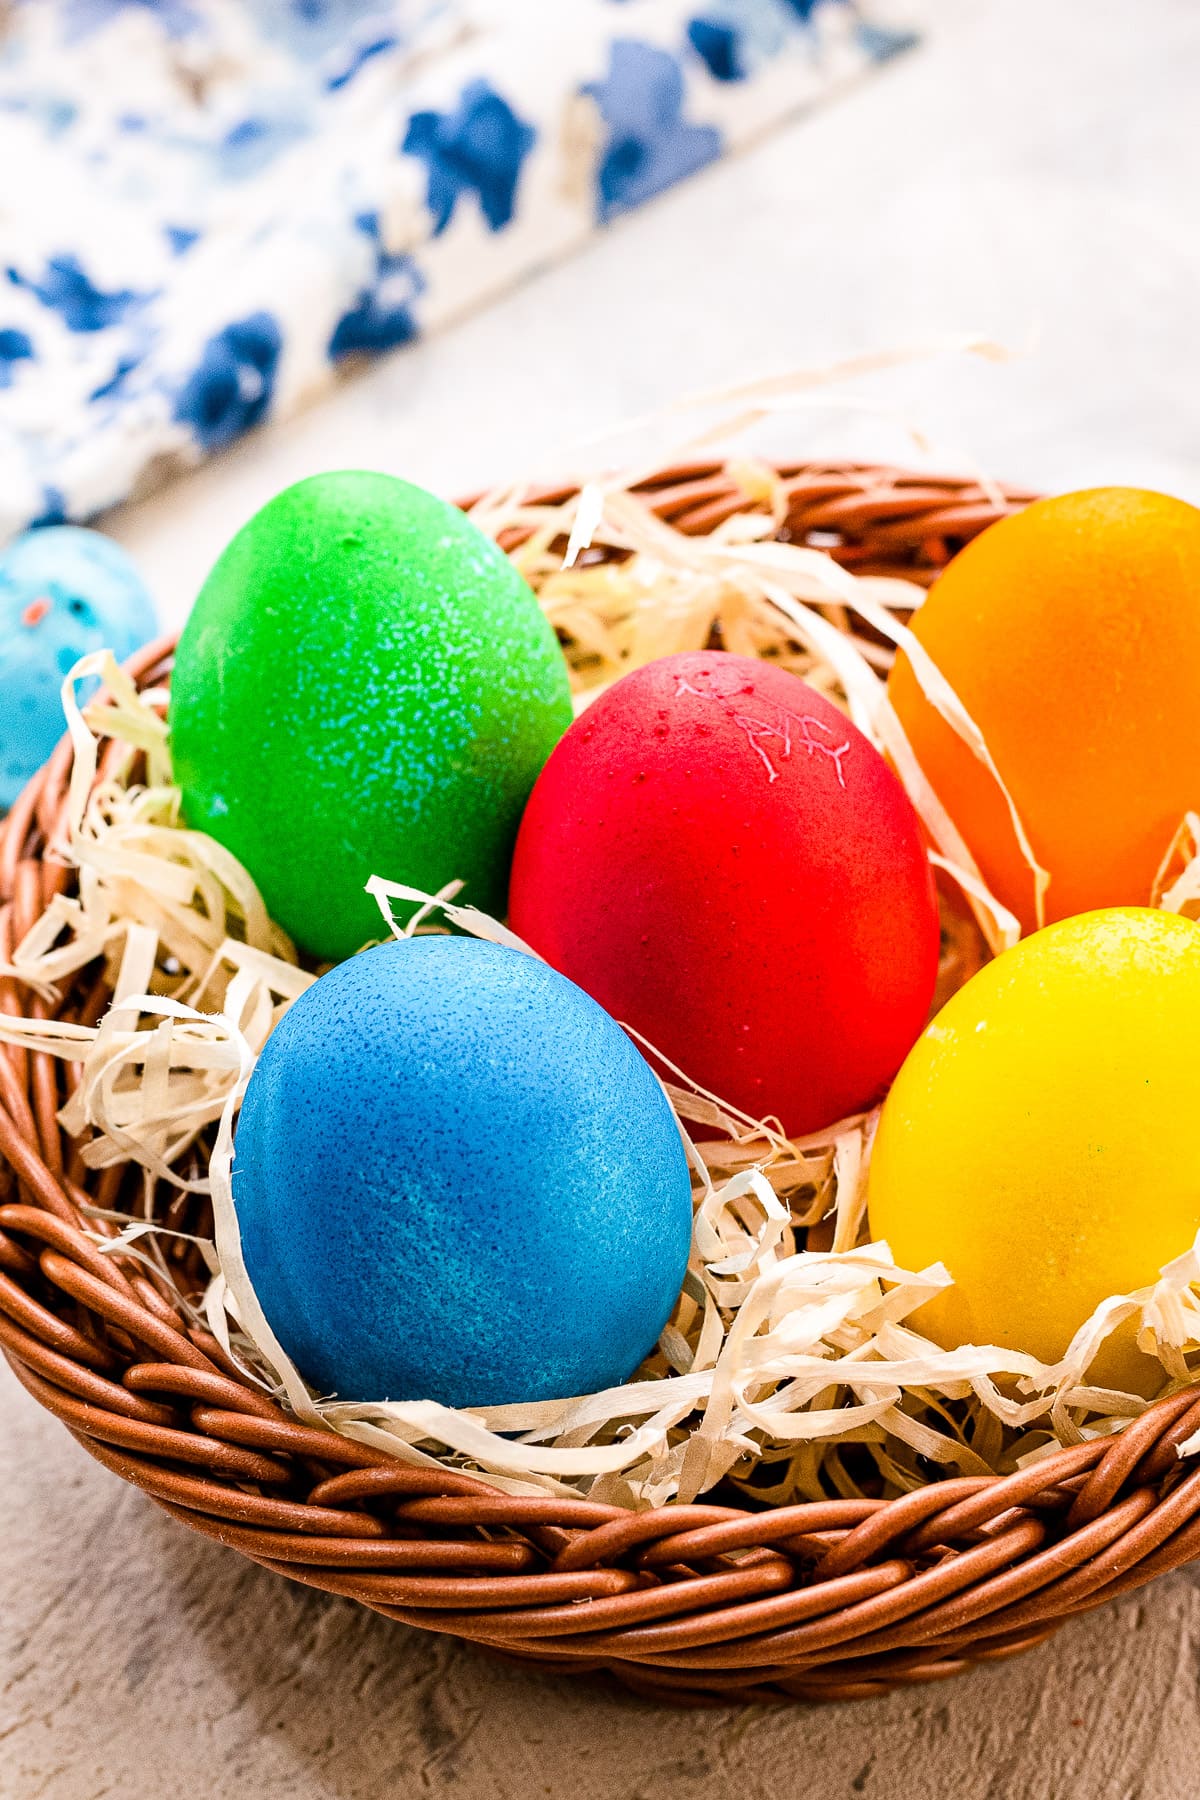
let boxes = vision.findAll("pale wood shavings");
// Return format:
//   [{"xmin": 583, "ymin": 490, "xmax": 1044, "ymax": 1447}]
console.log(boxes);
[{"xmin": 1, "ymin": 475, "xmax": 1199, "ymax": 1509}]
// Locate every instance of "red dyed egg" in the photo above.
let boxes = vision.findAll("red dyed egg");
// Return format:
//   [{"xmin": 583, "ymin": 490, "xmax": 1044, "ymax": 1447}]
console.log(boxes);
[{"xmin": 509, "ymin": 652, "xmax": 939, "ymax": 1135}]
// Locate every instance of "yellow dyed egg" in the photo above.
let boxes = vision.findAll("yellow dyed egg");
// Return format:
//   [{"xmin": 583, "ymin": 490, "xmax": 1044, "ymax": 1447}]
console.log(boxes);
[{"xmin": 868, "ymin": 908, "xmax": 1200, "ymax": 1394}]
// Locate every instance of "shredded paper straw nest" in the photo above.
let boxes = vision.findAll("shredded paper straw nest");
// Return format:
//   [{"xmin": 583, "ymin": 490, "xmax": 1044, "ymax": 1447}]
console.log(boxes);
[{"xmin": 6, "ymin": 460, "xmax": 1200, "ymax": 1512}]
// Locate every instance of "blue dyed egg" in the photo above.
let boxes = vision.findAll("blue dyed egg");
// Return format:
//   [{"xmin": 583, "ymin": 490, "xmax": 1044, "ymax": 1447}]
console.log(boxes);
[
  {"xmin": 232, "ymin": 936, "xmax": 694, "ymax": 1407},
  {"xmin": 0, "ymin": 527, "xmax": 157, "ymax": 811}
]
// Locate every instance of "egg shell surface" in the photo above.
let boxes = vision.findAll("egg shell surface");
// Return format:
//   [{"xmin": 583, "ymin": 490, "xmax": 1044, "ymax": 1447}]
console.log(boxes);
[
  {"xmin": 868, "ymin": 907, "xmax": 1200, "ymax": 1394},
  {"xmin": 169, "ymin": 472, "xmax": 573, "ymax": 961},
  {"xmin": 232, "ymin": 934, "xmax": 694, "ymax": 1407},
  {"xmin": 0, "ymin": 526, "xmax": 157, "ymax": 811},
  {"xmin": 508, "ymin": 651, "xmax": 940, "ymax": 1136},
  {"xmin": 888, "ymin": 487, "xmax": 1200, "ymax": 934}
]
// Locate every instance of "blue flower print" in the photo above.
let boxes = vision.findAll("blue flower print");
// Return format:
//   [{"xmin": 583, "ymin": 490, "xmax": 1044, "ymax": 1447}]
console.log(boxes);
[
  {"xmin": 219, "ymin": 115, "xmax": 308, "ymax": 181},
  {"xmin": 62, "ymin": 0, "xmax": 200, "ymax": 42},
  {"xmin": 89, "ymin": 355, "xmax": 140, "ymax": 402},
  {"xmin": 584, "ymin": 41, "xmax": 722, "ymax": 224},
  {"xmin": 7, "ymin": 255, "xmax": 148, "ymax": 333},
  {"xmin": 326, "ymin": 35, "xmax": 400, "ymax": 93},
  {"xmin": 687, "ymin": 0, "xmax": 790, "ymax": 81},
  {"xmin": 163, "ymin": 225, "xmax": 201, "ymax": 257},
  {"xmin": 0, "ymin": 0, "xmax": 912, "ymax": 543},
  {"xmin": 330, "ymin": 223, "xmax": 425, "ymax": 359},
  {"xmin": 855, "ymin": 20, "xmax": 919, "ymax": 60},
  {"xmin": 0, "ymin": 329, "xmax": 33, "ymax": 391},
  {"xmin": 687, "ymin": 20, "xmax": 743, "ymax": 81},
  {"xmin": 248, "ymin": 0, "xmax": 398, "ymax": 65},
  {"xmin": 403, "ymin": 80, "xmax": 536, "ymax": 236},
  {"xmin": 173, "ymin": 312, "xmax": 281, "ymax": 452},
  {"xmin": 30, "ymin": 488, "xmax": 68, "ymax": 529}
]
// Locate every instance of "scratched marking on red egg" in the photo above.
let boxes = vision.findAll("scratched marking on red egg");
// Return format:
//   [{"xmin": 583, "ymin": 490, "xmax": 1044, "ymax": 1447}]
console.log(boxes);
[
  {"xmin": 733, "ymin": 706, "xmax": 851, "ymax": 787},
  {"xmin": 673, "ymin": 669, "xmax": 851, "ymax": 787}
]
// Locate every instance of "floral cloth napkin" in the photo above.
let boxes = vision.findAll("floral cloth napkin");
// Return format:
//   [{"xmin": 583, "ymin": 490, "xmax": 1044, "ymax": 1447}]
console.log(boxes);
[{"xmin": 0, "ymin": 0, "xmax": 914, "ymax": 539}]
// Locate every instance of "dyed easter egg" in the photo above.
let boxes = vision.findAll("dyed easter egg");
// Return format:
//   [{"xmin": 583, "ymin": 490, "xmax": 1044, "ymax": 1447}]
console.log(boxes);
[
  {"xmin": 170, "ymin": 473, "xmax": 572, "ymax": 961},
  {"xmin": 508, "ymin": 651, "xmax": 940, "ymax": 1137},
  {"xmin": 232, "ymin": 935, "xmax": 693, "ymax": 1406},
  {"xmin": 0, "ymin": 527, "xmax": 156, "ymax": 811},
  {"xmin": 888, "ymin": 488, "xmax": 1200, "ymax": 934},
  {"xmin": 869, "ymin": 908, "xmax": 1200, "ymax": 1394}
]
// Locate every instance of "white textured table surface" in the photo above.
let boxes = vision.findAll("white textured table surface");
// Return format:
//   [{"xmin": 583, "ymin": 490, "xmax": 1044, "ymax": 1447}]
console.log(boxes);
[{"xmin": 6, "ymin": 2, "xmax": 1200, "ymax": 1794}]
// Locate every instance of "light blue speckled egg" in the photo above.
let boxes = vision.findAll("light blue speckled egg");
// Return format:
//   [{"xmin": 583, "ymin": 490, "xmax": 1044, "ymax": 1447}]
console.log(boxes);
[
  {"xmin": 232, "ymin": 935, "xmax": 694, "ymax": 1407},
  {"xmin": 0, "ymin": 527, "xmax": 157, "ymax": 811}
]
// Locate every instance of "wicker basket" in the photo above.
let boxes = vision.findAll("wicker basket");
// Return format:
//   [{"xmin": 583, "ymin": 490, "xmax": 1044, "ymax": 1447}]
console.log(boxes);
[{"xmin": 6, "ymin": 459, "xmax": 1200, "ymax": 1710}]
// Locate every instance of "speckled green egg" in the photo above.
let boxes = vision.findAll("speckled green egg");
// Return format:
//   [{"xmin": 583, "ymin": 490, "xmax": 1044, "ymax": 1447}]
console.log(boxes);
[{"xmin": 170, "ymin": 472, "xmax": 573, "ymax": 959}]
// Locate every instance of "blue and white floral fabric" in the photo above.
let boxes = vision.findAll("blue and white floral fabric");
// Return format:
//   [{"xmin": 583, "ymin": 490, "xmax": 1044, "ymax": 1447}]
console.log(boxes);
[{"xmin": 0, "ymin": 0, "xmax": 913, "ymax": 539}]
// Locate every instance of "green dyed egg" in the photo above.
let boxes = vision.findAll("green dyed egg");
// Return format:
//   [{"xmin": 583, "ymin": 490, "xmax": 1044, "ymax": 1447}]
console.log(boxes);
[{"xmin": 170, "ymin": 472, "xmax": 573, "ymax": 960}]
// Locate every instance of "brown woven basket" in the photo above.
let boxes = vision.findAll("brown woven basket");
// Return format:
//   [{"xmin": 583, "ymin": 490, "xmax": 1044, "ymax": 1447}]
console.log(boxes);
[{"xmin": 6, "ymin": 458, "xmax": 1200, "ymax": 1709}]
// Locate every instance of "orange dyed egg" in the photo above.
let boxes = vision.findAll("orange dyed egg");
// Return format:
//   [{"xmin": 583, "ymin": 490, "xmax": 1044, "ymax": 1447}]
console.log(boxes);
[{"xmin": 888, "ymin": 488, "xmax": 1200, "ymax": 933}]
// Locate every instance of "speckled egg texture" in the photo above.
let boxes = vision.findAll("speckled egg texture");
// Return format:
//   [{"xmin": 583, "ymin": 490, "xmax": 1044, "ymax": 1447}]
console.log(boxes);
[
  {"xmin": 0, "ymin": 526, "xmax": 156, "ymax": 811},
  {"xmin": 232, "ymin": 935, "xmax": 694, "ymax": 1407},
  {"xmin": 169, "ymin": 472, "xmax": 573, "ymax": 960},
  {"xmin": 508, "ymin": 651, "xmax": 941, "ymax": 1136}
]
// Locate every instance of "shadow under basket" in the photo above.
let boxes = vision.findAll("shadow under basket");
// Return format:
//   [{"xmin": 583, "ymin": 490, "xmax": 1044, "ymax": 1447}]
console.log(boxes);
[{"xmin": 5, "ymin": 459, "xmax": 1200, "ymax": 1709}]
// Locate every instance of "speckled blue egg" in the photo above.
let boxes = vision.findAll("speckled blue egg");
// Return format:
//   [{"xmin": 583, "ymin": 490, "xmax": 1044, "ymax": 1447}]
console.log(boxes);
[
  {"xmin": 232, "ymin": 935, "xmax": 694, "ymax": 1406},
  {"xmin": 0, "ymin": 527, "xmax": 157, "ymax": 811}
]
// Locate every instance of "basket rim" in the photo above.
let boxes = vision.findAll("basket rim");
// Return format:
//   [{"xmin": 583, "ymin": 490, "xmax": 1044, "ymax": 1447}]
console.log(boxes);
[{"xmin": 2, "ymin": 457, "xmax": 1196, "ymax": 1709}]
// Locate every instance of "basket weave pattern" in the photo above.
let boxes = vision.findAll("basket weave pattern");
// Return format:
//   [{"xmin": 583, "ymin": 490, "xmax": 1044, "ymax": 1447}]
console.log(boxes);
[{"xmin": 5, "ymin": 461, "xmax": 1199, "ymax": 1707}]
